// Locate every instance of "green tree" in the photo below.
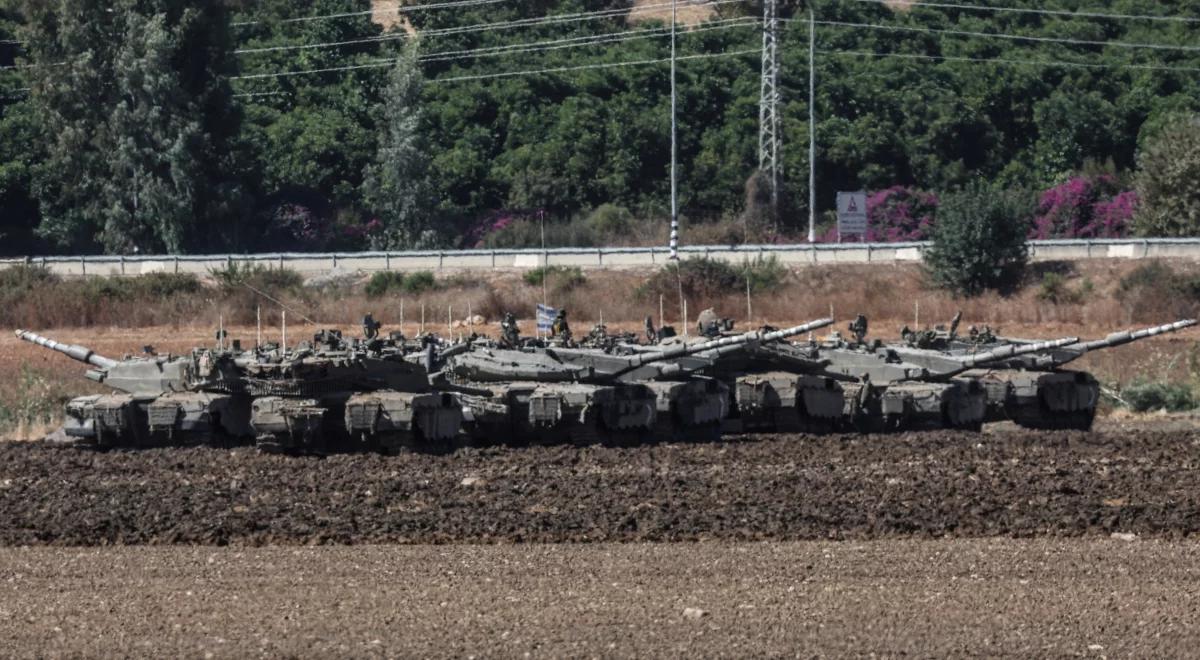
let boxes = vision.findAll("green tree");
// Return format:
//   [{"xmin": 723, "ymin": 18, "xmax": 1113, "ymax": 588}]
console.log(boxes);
[
  {"xmin": 925, "ymin": 182, "xmax": 1030, "ymax": 296},
  {"xmin": 22, "ymin": 0, "xmax": 247, "ymax": 253},
  {"xmin": 1133, "ymin": 114, "xmax": 1200, "ymax": 237},
  {"xmin": 362, "ymin": 43, "xmax": 436, "ymax": 249}
]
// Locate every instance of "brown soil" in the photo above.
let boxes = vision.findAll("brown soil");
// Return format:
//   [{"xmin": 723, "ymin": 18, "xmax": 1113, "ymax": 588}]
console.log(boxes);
[
  {"xmin": 2, "ymin": 539, "xmax": 1199, "ymax": 657},
  {"xmin": 2, "ymin": 422, "xmax": 1198, "ymax": 546}
]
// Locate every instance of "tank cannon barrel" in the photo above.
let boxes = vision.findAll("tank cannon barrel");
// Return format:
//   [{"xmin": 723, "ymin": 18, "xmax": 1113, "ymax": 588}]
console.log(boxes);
[
  {"xmin": 628, "ymin": 318, "xmax": 834, "ymax": 367},
  {"xmin": 15, "ymin": 329, "xmax": 117, "ymax": 370},
  {"xmin": 1077, "ymin": 319, "xmax": 1196, "ymax": 353},
  {"xmin": 933, "ymin": 336, "xmax": 1079, "ymax": 377}
]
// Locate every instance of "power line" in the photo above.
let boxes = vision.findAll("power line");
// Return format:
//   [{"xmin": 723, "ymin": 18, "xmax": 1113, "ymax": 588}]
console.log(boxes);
[
  {"xmin": 232, "ymin": 18, "xmax": 757, "ymax": 81},
  {"xmin": 820, "ymin": 47, "xmax": 1200, "ymax": 73},
  {"xmin": 235, "ymin": 0, "xmax": 748, "ymax": 56},
  {"xmin": 421, "ymin": 19, "xmax": 757, "ymax": 63},
  {"xmin": 232, "ymin": 0, "xmax": 511, "ymax": 28},
  {"xmin": 430, "ymin": 47, "xmax": 758, "ymax": 84},
  {"xmin": 848, "ymin": 0, "xmax": 1200, "ymax": 25},
  {"xmin": 805, "ymin": 18, "xmax": 1200, "ymax": 53}
]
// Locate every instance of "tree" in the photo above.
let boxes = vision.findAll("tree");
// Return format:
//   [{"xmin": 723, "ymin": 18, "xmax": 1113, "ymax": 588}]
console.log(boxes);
[
  {"xmin": 1132, "ymin": 115, "xmax": 1200, "ymax": 237},
  {"xmin": 361, "ymin": 43, "xmax": 436, "ymax": 249},
  {"xmin": 925, "ymin": 182, "xmax": 1030, "ymax": 297},
  {"xmin": 22, "ymin": 0, "xmax": 248, "ymax": 254}
]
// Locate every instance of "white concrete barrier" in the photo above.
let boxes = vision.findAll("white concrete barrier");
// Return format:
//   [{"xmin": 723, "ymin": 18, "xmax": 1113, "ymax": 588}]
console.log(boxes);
[{"xmin": 4, "ymin": 239, "xmax": 1200, "ymax": 278}]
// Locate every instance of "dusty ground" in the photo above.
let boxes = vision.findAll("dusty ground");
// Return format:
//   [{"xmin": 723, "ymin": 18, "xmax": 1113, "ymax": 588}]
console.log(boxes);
[
  {"xmin": 2, "ymin": 422, "xmax": 1199, "ymax": 546},
  {"xmin": 2, "ymin": 539, "xmax": 1199, "ymax": 658}
]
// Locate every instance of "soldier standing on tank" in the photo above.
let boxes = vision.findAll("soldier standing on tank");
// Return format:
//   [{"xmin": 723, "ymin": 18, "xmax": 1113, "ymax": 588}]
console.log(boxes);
[
  {"xmin": 363, "ymin": 313, "xmax": 382, "ymax": 340},
  {"xmin": 552, "ymin": 309, "xmax": 572, "ymax": 342},
  {"xmin": 500, "ymin": 312, "xmax": 520, "ymax": 348}
]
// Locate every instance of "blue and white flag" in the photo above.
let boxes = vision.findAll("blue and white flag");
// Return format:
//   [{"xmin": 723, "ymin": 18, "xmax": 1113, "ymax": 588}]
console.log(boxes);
[{"xmin": 536, "ymin": 304, "xmax": 557, "ymax": 333}]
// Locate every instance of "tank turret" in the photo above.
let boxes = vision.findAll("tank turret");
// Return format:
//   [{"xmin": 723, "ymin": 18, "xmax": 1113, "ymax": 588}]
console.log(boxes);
[
  {"xmin": 450, "ymin": 319, "xmax": 833, "ymax": 446},
  {"xmin": 888, "ymin": 318, "xmax": 1197, "ymax": 430}
]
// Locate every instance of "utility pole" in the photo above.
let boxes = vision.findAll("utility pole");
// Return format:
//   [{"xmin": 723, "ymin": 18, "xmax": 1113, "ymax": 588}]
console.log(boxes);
[
  {"xmin": 807, "ymin": 7, "xmax": 817, "ymax": 244},
  {"xmin": 669, "ymin": 0, "xmax": 679, "ymax": 261},
  {"xmin": 759, "ymin": 0, "xmax": 781, "ymax": 231}
]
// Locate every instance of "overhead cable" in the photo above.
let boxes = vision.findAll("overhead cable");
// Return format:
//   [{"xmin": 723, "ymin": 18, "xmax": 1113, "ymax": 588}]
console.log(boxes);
[
  {"xmin": 848, "ymin": 0, "xmax": 1200, "ymax": 25},
  {"xmin": 232, "ymin": 18, "xmax": 756, "ymax": 80},
  {"xmin": 430, "ymin": 47, "xmax": 758, "ymax": 83},
  {"xmin": 821, "ymin": 47, "xmax": 1200, "ymax": 73},
  {"xmin": 235, "ymin": 0, "xmax": 749, "ymax": 56},
  {"xmin": 799, "ymin": 18, "xmax": 1200, "ymax": 53},
  {"xmin": 421, "ymin": 18, "xmax": 757, "ymax": 63},
  {"xmin": 232, "ymin": 0, "xmax": 511, "ymax": 27}
]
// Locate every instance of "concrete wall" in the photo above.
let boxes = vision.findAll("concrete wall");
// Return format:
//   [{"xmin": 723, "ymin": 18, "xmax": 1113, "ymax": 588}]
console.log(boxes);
[{"xmin": 4, "ymin": 239, "xmax": 1200, "ymax": 278}]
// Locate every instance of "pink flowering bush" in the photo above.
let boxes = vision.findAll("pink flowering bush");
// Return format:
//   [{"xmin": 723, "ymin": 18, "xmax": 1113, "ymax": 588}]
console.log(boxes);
[
  {"xmin": 463, "ymin": 211, "xmax": 521, "ymax": 248},
  {"xmin": 819, "ymin": 186, "xmax": 938, "ymax": 242},
  {"xmin": 1030, "ymin": 175, "xmax": 1136, "ymax": 239}
]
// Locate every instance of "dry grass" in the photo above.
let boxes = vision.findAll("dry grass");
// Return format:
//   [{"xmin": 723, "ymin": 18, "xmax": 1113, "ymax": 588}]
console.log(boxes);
[{"xmin": 4, "ymin": 258, "xmax": 1200, "ymax": 438}]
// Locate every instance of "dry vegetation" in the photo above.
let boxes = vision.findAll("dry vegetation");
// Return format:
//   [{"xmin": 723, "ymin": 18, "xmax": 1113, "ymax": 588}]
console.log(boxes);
[{"xmin": 2, "ymin": 258, "xmax": 1199, "ymax": 438}]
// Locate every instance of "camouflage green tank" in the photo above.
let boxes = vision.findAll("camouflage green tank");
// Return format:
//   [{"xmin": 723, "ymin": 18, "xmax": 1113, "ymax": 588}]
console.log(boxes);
[
  {"xmin": 888, "ymin": 317, "xmax": 1197, "ymax": 430},
  {"xmin": 16, "ymin": 328, "xmax": 463, "ymax": 454}
]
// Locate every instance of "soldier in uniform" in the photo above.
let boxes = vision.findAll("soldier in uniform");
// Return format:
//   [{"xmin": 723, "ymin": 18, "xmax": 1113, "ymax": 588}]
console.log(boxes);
[
  {"xmin": 499, "ymin": 312, "xmax": 520, "ymax": 348},
  {"xmin": 551, "ymin": 309, "xmax": 572, "ymax": 342},
  {"xmin": 848, "ymin": 314, "xmax": 869, "ymax": 345},
  {"xmin": 363, "ymin": 313, "xmax": 382, "ymax": 340}
]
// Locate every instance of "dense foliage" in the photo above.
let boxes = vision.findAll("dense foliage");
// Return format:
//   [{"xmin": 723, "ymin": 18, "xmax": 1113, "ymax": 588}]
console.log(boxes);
[
  {"xmin": 924, "ymin": 182, "xmax": 1030, "ymax": 296},
  {"xmin": 1132, "ymin": 115, "xmax": 1200, "ymax": 238},
  {"xmin": 0, "ymin": 0, "xmax": 1198, "ymax": 255}
]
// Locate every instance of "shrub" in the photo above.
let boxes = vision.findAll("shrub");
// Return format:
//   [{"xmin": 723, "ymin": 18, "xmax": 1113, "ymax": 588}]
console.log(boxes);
[
  {"xmin": 866, "ymin": 186, "xmax": 939, "ymax": 242},
  {"xmin": 739, "ymin": 255, "xmax": 788, "ymax": 293},
  {"xmin": 210, "ymin": 262, "xmax": 303, "ymax": 294},
  {"xmin": 523, "ymin": 265, "xmax": 586, "ymax": 291},
  {"xmin": 365, "ymin": 271, "xmax": 406, "ymax": 298},
  {"xmin": 1116, "ymin": 261, "xmax": 1200, "ymax": 319},
  {"xmin": 925, "ymin": 182, "xmax": 1031, "ymax": 297},
  {"xmin": 401, "ymin": 270, "xmax": 438, "ymax": 294},
  {"xmin": 0, "ymin": 265, "xmax": 60, "ymax": 309},
  {"xmin": 1036, "ymin": 272, "xmax": 1081, "ymax": 304},
  {"xmin": 365, "ymin": 270, "xmax": 439, "ymax": 297},
  {"xmin": 639, "ymin": 257, "xmax": 742, "ymax": 301},
  {"xmin": 585, "ymin": 204, "xmax": 634, "ymax": 237},
  {"xmin": 1121, "ymin": 380, "xmax": 1197, "ymax": 413},
  {"xmin": 0, "ymin": 367, "xmax": 71, "ymax": 438},
  {"xmin": 1030, "ymin": 174, "xmax": 1134, "ymax": 239}
]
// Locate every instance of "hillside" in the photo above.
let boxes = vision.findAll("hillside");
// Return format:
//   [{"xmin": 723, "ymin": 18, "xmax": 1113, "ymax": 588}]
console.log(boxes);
[{"xmin": 1, "ymin": 1, "xmax": 1198, "ymax": 256}]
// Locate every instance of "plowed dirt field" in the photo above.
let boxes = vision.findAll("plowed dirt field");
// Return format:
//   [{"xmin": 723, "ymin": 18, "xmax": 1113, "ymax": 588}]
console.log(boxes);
[
  {"xmin": 3, "ymin": 540, "xmax": 1199, "ymax": 658},
  {"xmin": 3, "ymin": 426, "xmax": 1198, "ymax": 546}
]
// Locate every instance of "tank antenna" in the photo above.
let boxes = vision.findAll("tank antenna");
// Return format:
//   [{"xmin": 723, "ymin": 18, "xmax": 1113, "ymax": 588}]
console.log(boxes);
[
  {"xmin": 282, "ymin": 310, "xmax": 287, "ymax": 352},
  {"xmin": 256, "ymin": 306, "xmax": 262, "ymax": 349},
  {"xmin": 242, "ymin": 283, "xmax": 318, "ymax": 325}
]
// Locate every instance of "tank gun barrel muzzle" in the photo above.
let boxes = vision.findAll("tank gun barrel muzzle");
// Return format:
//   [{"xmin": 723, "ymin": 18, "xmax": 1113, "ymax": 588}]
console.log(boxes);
[
  {"xmin": 1079, "ymin": 319, "xmax": 1197, "ymax": 352},
  {"xmin": 15, "ymin": 329, "xmax": 117, "ymax": 370}
]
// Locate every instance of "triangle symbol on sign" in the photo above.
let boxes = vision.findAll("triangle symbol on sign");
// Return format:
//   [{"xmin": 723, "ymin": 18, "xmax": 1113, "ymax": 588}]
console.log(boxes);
[{"xmin": 847, "ymin": 198, "xmax": 858, "ymax": 212}]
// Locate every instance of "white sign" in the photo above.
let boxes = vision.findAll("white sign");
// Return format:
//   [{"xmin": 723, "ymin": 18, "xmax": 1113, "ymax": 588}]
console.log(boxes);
[{"xmin": 837, "ymin": 191, "xmax": 868, "ymax": 236}]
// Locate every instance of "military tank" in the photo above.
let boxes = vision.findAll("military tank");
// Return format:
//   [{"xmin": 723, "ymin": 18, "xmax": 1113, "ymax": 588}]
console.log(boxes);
[
  {"xmin": 638, "ymin": 313, "xmax": 1078, "ymax": 434},
  {"xmin": 888, "ymin": 317, "xmax": 1197, "ymax": 430},
  {"xmin": 443, "ymin": 319, "xmax": 834, "ymax": 446},
  {"xmin": 16, "ymin": 327, "xmax": 463, "ymax": 454}
]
